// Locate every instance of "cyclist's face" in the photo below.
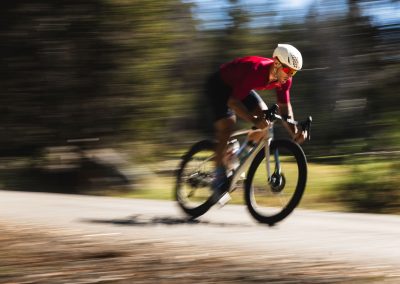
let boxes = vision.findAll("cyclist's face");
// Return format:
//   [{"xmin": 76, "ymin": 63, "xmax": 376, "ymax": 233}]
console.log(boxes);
[
  {"xmin": 274, "ymin": 58, "xmax": 296, "ymax": 84},
  {"xmin": 278, "ymin": 65, "xmax": 297, "ymax": 84},
  {"xmin": 277, "ymin": 66, "xmax": 290, "ymax": 84}
]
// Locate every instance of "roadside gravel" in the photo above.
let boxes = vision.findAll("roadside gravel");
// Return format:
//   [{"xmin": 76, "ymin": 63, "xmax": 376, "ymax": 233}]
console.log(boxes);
[{"xmin": 0, "ymin": 222, "xmax": 398, "ymax": 284}]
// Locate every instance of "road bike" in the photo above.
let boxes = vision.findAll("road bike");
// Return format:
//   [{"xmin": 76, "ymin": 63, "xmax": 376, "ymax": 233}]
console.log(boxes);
[{"xmin": 175, "ymin": 104, "xmax": 312, "ymax": 226}]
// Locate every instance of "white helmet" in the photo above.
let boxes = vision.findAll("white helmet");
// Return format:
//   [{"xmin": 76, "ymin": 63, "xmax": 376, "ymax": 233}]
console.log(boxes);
[{"xmin": 273, "ymin": 44, "xmax": 303, "ymax": 70}]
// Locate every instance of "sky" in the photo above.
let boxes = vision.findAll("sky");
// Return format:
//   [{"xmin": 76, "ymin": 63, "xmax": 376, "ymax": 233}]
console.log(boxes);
[{"xmin": 183, "ymin": 0, "xmax": 399, "ymax": 30}]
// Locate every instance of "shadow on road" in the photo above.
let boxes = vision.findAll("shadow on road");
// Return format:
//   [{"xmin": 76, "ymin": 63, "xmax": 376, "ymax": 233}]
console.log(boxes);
[{"xmin": 81, "ymin": 214, "xmax": 254, "ymax": 228}]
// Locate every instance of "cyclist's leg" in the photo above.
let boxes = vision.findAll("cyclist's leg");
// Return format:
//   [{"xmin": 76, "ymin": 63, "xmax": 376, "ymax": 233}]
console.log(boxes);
[
  {"xmin": 204, "ymin": 70, "xmax": 235, "ymax": 192},
  {"xmin": 214, "ymin": 115, "xmax": 236, "ymax": 169},
  {"xmin": 243, "ymin": 90, "xmax": 268, "ymax": 114},
  {"xmin": 242, "ymin": 90, "xmax": 269, "ymax": 143}
]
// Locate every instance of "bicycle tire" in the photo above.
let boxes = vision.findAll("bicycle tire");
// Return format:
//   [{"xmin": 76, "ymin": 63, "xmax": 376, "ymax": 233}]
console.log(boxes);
[
  {"xmin": 175, "ymin": 140, "xmax": 219, "ymax": 219},
  {"xmin": 244, "ymin": 139, "xmax": 307, "ymax": 225}
]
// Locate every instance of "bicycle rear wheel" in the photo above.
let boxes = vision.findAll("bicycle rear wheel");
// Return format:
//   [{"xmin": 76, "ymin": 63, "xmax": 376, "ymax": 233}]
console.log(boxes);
[
  {"xmin": 175, "ymin": 140, "xmax": 218, "ymax": 218},
  {"xmin": 245, "ymin": 139, "xmax": 307, "ymax": 225}
]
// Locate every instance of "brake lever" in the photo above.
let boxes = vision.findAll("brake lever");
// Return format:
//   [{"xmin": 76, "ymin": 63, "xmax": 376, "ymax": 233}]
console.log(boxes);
[
  {"xmin": 299, "ymin": 116, "xmax": 312, "ymax": 141},
  {"xmin": 306, "ymin": 116, "xmax": 312, "ymax": 141}
]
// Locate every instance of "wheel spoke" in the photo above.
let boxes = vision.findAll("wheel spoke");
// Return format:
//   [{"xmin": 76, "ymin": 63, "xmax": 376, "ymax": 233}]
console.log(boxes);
[{"xmin": 176, "ymin": 140, "xmax": 217, "ymax": 218}]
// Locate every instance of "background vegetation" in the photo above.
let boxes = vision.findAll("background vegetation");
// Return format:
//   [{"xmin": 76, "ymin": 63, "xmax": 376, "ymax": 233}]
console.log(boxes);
[{"xmin": 0, "ymin": 0, "xmax": 398, "ymax": 213}]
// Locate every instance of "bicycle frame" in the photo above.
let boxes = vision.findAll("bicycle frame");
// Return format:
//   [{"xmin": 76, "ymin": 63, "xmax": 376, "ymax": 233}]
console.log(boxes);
[
  {"xmin": 227, "ymin": 127, "xmax": 274, "ymax": 193},
  {"xmin": 226, "ymin": 104, "xmax": 312, "ymax": 194}
]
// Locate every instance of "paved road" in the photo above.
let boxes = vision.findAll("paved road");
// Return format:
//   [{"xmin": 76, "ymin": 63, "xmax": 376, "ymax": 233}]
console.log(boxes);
[{"xmin": 0, "ymin": 190, "xmax": 399, "ymax": 273}]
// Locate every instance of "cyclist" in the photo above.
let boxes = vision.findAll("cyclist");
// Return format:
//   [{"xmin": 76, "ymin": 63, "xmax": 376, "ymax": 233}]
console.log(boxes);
[{"xmin": 205, "ymin": 43, "xmax": 308, "ymax": 194}]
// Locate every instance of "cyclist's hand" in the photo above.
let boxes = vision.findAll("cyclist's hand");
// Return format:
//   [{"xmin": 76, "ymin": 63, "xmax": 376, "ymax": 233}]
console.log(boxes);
[{"xmin": 294, "ymin": 130, "xmax": 307, "ymax": 144}]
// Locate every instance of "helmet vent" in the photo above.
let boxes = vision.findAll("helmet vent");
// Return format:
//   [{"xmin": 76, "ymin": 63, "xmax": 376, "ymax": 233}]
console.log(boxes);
[{"xmin": 291, "ymin": 54, "xmax": 299, "ymax": 69}]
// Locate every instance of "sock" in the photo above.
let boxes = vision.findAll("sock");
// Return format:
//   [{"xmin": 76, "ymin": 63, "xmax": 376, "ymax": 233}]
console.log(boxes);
[{"xmin": 215, "ymin": 166, "xmax": 226, "ymax": 179}]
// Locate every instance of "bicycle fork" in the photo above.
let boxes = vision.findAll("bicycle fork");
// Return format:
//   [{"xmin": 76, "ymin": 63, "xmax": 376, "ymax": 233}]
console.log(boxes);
[{"xmin": 265, "ymin": 137, "xmax": 282, "ymax": 184}]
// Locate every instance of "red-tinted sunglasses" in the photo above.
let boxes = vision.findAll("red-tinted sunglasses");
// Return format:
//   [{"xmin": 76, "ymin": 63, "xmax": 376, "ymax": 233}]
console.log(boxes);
[{"xmin": 281, "ymin": 66, "xmax": 297, "ymax": 76}]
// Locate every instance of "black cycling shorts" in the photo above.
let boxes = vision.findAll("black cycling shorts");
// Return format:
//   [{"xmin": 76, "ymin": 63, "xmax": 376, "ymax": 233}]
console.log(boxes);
[{"xmin": 205, "ymin": 71, "xmax": 263, "ymax": 121}]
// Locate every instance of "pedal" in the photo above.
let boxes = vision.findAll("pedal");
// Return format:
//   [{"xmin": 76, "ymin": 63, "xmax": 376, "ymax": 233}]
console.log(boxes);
[{"xmin": 217, "ymin": 192, "xmax": 231, "ymax": 207}]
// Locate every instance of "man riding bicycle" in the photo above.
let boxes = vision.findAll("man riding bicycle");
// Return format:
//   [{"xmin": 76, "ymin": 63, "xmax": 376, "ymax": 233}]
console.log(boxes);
[{"xmin": 205, "ymin": 43, "xmax": 308, "ymax": 194}]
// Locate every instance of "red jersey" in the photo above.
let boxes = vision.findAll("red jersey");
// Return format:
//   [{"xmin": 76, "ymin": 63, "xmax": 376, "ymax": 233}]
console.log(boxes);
[{"xmin": 219, "ymin": 56, "xmax": 292, "ymax": 103}]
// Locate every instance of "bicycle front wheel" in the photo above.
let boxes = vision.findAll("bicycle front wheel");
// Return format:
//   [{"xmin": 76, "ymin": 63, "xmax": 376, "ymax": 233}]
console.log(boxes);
[
  {"xmin": 245, "ymin": 139, "xmax": 307, "ymax": 225},
  {"xmin": 175, "ymin": 140, "xmax": 218, "ymax": 219}
]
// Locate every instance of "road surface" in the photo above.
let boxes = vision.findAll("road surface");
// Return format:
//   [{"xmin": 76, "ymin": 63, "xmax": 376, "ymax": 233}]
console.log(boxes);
[{"xmin": 0, "ymin": 190, "xmax": 399, "ymax": 283}]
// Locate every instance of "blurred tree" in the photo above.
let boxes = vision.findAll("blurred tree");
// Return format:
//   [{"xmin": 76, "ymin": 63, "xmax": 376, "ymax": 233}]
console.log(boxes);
[
  {"xmin": 105, "ymin": 0, "xmax": 200, "ymax": 145},
  {"xmin": 0, "ymin": 0, "xmax": 197, "ymax": 155},
  {"xmin": 0, "ymin": 0, "xmax": 398, "ymax": 158},
  {"xmin": 0, "ymin": 1, "xmax": 117, "ymax": 153}
]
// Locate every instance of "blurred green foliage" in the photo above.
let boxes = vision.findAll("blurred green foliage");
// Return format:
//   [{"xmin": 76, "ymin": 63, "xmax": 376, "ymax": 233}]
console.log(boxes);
[
  {"xmin": 0, "ymin": 0, "xmax": 399, "ymax": 211},
  {"xmin": 338, "ymin": 157, "xmax": 400, "ymax": 213},
  {"xmin": 0, "ymin": 0, "xmax": 199, "ymax": 152},
  {"xmin": 0, "ymin": 0, "xmax": 399, "ymax": 152}
]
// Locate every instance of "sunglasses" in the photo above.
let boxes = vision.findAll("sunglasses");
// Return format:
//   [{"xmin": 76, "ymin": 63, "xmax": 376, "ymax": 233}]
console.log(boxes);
[{"xmin": 281, "ymin": 66, "xmax": 297, "ymax": 76}]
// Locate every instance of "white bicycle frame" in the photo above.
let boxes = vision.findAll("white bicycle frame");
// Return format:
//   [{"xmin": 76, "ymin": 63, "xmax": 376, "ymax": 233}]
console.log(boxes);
[{"xmin": 227, "ymin": 127, "xmax": 275, "ymax": 193}]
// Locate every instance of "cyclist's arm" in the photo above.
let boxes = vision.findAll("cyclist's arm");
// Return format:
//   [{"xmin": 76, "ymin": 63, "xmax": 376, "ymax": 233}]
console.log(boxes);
[
  {"xmin": 228, "ymin": 96, "xmax": 267, "ymax": 129},
  {"xmin": 278, "ymin": 102, "xmax": 307, "ymax": 143},
  {"xmin": 278, "ymin": 102, "xmax": 297, "ymax": 138}
]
